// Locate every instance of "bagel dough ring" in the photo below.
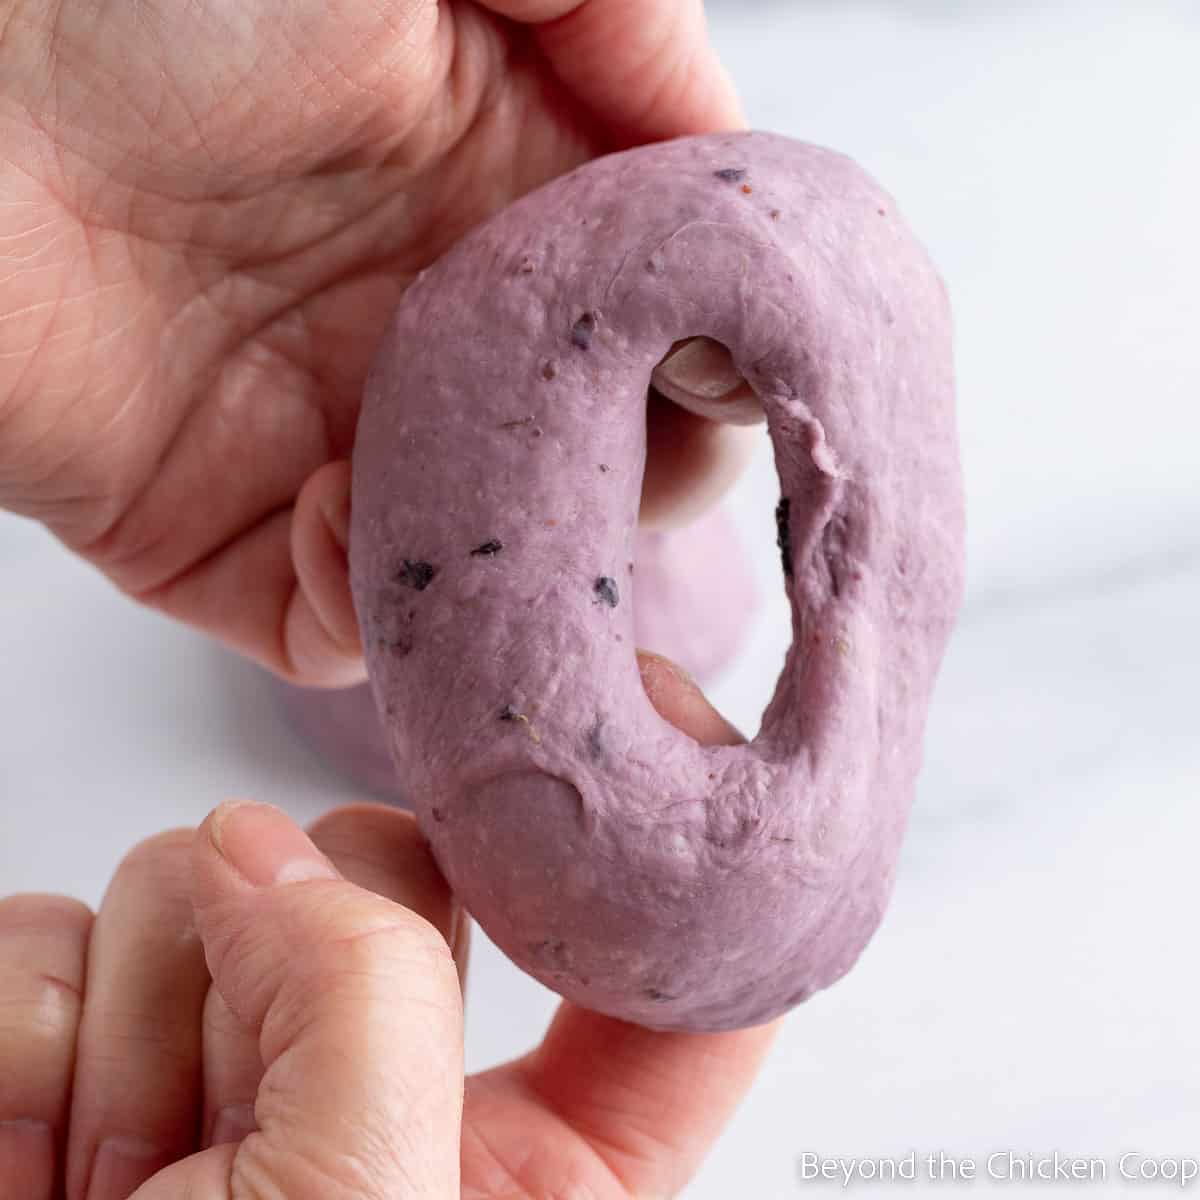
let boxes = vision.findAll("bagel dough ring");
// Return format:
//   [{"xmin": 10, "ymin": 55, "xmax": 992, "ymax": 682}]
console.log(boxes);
[{"xmin": 350, "ymin": 131, "xmax": 965, "ymax": 1032}]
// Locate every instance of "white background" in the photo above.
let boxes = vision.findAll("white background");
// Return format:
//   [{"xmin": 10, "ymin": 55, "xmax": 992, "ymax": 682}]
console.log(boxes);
[{"xmin": 2, "ymin": 1, "xmax": 1198, "ymax": 1195}]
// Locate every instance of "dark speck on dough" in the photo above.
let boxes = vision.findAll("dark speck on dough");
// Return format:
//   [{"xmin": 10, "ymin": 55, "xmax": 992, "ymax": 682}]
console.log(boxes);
[
  {"xmin": 714, "ymin": 167, "xmax": 747, "ymax": 183},
  {"xmin": 587, "ymin": 716, "xmax": 605, "ymax": 760},
  {"xmin": 775, "ymin": 498, "xmax": 794, "ymax": 579},
  {"xmin": 518, "ymin": 257, "xmax": 536, "ymax": 274},
  {"xmin": 430, "ymin": 806, "xmax": 445, "ymax": 823},
  {"xmin": 379, "ymin": 633, "xmax": 413, "ymax": 658},
  {"xmin": 541, "ymin": 361, "xmax": 558, "ymax": 381},
  {"xmin": 821, "ymin": 514, "xmax": 848, "ymax": 598},
  {"xmin": 501, "ymin": 414, "xmax": 536, "ymax": 430},
  {"xmin": 571, "ymin": 312, "xmax": 597, "ymax": 349},
  {"xmin": 499, "ymin": 705, "xmax": 520, "ymax": 722},
  {"xmin": 396, "ymin": 560, "xmax": 437, "ymax": 591},
  {"xmin": 594, "ymin": 576, "xmax": 619, "ymax": 607},
  {"xmin": 598, "ymin": 463, "xmax": 609, "ymax": 473},
  {"xmin": 470, "ymin": 539, "xmax": 503, "ymax": 557},
  {"xmin": 645, "ymin": 987, "xmax": 676, "ymax": 1002},
  {"xmin": 770, "ymin": 209, "xmax": 782, "ymax": 220},
  {"xmin": 535, "ymin": 937, "xmax": 570, "ymax": 966}
]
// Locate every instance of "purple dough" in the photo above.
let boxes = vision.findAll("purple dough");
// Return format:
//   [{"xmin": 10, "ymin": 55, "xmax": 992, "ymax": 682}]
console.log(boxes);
[
  {"xmin": 276, "ymin": 506, "xmax": 758, "ymax": 800},
  {"xmin": 350, "ymin": 131, "xmax": 965, "ymax": 1032}
]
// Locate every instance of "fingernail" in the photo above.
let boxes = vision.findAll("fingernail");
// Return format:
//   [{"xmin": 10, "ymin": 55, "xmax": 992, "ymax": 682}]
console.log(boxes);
[
  {"xmin": 211, "ymin": 802, "xmax": 339, "ymax": 888},
  {"xmin": 0, "ymin": 1120, "xmax": 54, "ymax": 1200},
  {"xmin": 210, "ymin": 1103, "xmax": 257, "ymax": 1147},
  {"xmin": 87, "ymin": 1136, "xmax": 171, "ymax": 1200}
]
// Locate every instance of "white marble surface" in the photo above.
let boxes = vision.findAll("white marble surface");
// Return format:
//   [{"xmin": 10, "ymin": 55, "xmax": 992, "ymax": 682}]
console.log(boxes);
[{"xmin": 2, "ymin": 1, "xmax": 1198, "ymax": 1195}]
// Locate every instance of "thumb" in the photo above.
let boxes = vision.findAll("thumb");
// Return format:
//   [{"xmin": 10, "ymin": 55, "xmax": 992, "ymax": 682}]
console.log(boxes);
[{"xmin": 135, "ymin": 802, "xmax": 463, "ymax": 1200}]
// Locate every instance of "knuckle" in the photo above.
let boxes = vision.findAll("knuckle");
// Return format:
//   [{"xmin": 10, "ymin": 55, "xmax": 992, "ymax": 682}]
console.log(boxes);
[
  {"xmin": 328, "ymin": 909, "xmax": 456, "ymax": 980},
  {"xmin": 231, "ymin": 1133, "xmax": 397, "ymax": 1200},
  {"xmin": 0, "ymin": 959, "xmax": 86, "ymax": 1072},
  {"xmin": 289, "ymin": 906, "xmax": 460, "ymax": 1020},
  {"xmin": 0, "ymin": 974, "xmax": 83, "ymax": 1042},
  {"xmin": 0, "ymin": 896, "xmax": 90, "ymax": 1047},
  {"xmin": 371, "ymin": 907, "xmax": 456, "ymax": 968}
]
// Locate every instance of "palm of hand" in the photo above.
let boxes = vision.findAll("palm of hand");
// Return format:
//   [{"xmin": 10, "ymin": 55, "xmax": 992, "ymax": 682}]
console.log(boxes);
[{"xmin": 0, "ymin": 0, "xmax": 739, "ymax": 680}]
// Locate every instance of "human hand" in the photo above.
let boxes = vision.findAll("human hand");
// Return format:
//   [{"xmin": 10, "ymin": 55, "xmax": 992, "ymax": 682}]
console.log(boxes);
[
  {"xmin": 0, "ymin": 663, "xmax": 778, "ymax": 1199},
  {"xmin": 0, "ymin": 0, "xmax": 746, "ymax": 687}
]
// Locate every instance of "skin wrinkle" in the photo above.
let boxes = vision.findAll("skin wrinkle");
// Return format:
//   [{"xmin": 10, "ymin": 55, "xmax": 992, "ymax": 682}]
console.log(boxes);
[
  {"xmin": 242, "ymin": 953, "xmax": 459, "ymax": 1195},
  {"xmin": 604, "ymin": 26, "xmax": 696, "ymax": 139},
  {"xmin": 462, "ymin": 1085, "xmax": 619, "ymax": 1200},
  {"xmin": 516, "ymin": 1059, "xmax": 687, "ymax": 1198},
  {"xmin": 234, "ymin": 1124, "xmax": 409, "ymax": 1200},
  {"xmin": 19, "ymin": 971, "xmax": 86, "ymax": 1011},
  {"xmin": 462, "ymin": 1119, "xmax": 543, "ymax": 1200},
  {"xmin": 81, "ymin": 79, "xmax": 542, "ymax": 579},
  {"xmin": 0, "ymin": 226, "xmax": 71, "ymax": 417},
  {"xmin": 86, "ymin": 328, "xmax": 327, "ymax": 577}
]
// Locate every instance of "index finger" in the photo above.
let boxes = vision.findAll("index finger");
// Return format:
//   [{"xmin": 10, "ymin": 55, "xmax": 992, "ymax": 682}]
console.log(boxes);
[{"xmin": 479, "ymin": 0, "xmax": 746, "ymax": 142}]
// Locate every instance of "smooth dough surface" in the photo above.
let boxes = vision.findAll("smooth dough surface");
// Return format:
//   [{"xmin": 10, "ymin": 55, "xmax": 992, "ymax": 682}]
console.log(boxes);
[{"xmin": 351, "ymin": 131, "xmax": 965, "ymax": 1032}]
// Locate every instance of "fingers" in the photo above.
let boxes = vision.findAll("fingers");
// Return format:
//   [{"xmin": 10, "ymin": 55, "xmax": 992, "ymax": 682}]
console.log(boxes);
[
  {"xmin": 198, "ymin": 802, "xmax": 469, "ymax": 1150},
  {"xmin": 198, "ymin": 988, "xmax": 261, "ymax": 1150},
  {"xmin": 526, "ymin": 1008, "xmax": 780, "ymax": 1196},
  {"xmin": 287, "ymin": 460, "xmax": 367, "ymax": 687},
  {"xmin": 180, "ymin": 802, "xmax": 463, "ymax": 1200},
  {"xmin": 641, "ymin": 383, "xmax": 761, "ymax": 530},
  {"xmin": 123, "ymin": 460, "xmax": 366, "ymax": 689},
  {"xmin": 636, "ymin": 650, "xmax": 745, "ymax": 745},
  {"xmin": 133, "ymin": 500, "xmax": 367, "ymax": 691},
  {"xmin": 652, "ymin": 339, "xmax": 765, "ymax": 426},
  {"xmin": 0, "ymin": 895, "xmax": 92, "ymax": 1200},
  {"xmin": 305, "ymin": 803, "xmax": 470, "ymax": 992},
  {"xmin": 64, "ymin": 831, "xmax": 211, "ymax": 1200},
  {"xmin": 482, "ymin": 0, "xmax": 746, "ymax": 141}
]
